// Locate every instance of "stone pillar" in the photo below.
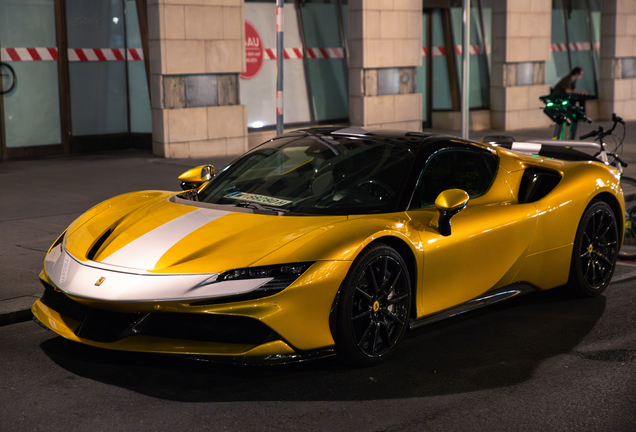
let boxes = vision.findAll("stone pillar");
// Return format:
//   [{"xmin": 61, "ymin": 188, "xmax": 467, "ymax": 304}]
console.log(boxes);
[
  {"xmin": 490, "ymin": 0, "xmax": 552, "ymax": 130},
  {"xmin": 147, "ymin": 0, "xmax": 248, "ymax": 158},
  {"xmin": 348, "ymin": 0, "xmax": 422, "ymax": 131},
  {"xmin": 599, "ymin": 0, "xmax": 636, "ymax": 120}
]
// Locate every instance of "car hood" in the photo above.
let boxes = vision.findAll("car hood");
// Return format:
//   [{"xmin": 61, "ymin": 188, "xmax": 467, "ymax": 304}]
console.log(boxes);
[{"xmin": 64, "ymin": 192, "xmax": 347, "ymax": 274}]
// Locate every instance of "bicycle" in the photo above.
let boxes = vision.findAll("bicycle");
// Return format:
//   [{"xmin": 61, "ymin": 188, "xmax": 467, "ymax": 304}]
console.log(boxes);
[
  {"xmin": 487, "ymin": 113, "xmax": 636, "ymax": 260},
  {"xmin": 576, "ymin": 115, "xmax": 636, "ymax": 259},
  {"xmin": 541, "ymin": 114, "xmax": 636, "ymax": 259}
]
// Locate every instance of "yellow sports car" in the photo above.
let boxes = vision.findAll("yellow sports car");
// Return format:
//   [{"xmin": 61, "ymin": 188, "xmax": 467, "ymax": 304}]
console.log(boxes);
[{"xmin": 32, "ymin": 128, "xmax": 624, "ymax": 366}]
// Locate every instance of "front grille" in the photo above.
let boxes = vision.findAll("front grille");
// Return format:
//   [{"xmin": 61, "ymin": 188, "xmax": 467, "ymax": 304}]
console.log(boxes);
[
  {"xmin": 143, "ymin": 313, "xmax": 278, "ymax": 344},
  {"xmin": 41, "ymin": 282, "xmax": 91, "ymax": 322},
  {"xmin": 38, "ymin": 285, "xmax": 280, "ymax": 345}
]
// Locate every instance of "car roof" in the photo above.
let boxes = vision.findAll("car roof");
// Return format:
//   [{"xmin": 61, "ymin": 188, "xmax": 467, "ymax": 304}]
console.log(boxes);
[
  {"xmin": 283, "ymin": 127, "xmax": 441, "ymax": 147},
  {"xmin": 284, "ymin": 127, "xmax": 493, "ymax": 153}
]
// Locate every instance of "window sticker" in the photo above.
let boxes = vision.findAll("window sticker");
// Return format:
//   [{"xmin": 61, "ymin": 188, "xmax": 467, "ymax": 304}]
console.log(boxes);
[{"xmin": 224, "ymin": 192, "xmax": 292, "ymax": 207}]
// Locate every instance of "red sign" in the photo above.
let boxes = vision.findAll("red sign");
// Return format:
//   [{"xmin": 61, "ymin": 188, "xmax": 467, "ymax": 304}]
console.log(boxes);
[{"xmin": 241, "ymin": 20, "xmax": 264, "ymax": 80}]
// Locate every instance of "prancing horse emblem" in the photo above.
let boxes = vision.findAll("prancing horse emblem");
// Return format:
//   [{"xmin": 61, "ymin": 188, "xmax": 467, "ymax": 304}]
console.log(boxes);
[{"xmin": 95, "ymin": 277, "xmax": 106, "ymax": 286}]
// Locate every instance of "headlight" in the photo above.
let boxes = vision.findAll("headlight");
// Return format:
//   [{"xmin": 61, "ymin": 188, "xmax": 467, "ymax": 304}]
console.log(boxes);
[{"xmin": 190, "ymin": 262, "xmax": 314, "ymax": 306}]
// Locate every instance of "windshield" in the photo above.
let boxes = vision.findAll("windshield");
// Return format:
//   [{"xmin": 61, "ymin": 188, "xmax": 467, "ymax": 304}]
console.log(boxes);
[{"xmin": 197, "ymin": 133, "xmax": 415, "ymax": 215}]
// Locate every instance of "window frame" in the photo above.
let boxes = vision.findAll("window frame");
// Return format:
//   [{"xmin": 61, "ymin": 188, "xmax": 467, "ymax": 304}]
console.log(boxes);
[{"xmin": 409, "ymin": 142, "xmax": 498, "ymax": 210}]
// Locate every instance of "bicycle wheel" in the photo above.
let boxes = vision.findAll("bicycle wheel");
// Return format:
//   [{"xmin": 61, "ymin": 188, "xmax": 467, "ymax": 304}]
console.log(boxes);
[
  {"xmin": 1, "ymin": 61, "xmax": 16, "ymax": 94},
  {"xmin": 619, "ymin": 176, "xmax": 636, "ymax": 259}
]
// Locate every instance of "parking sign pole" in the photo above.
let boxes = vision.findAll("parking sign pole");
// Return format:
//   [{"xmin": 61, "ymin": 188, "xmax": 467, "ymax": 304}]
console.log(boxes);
[
  {"xmin": 461, "ymin": 0, "xmax": 470, "ymax": 139},
  {"xmin": 276, "ymin": 0, "xmax": 284, "ymax": 136}
]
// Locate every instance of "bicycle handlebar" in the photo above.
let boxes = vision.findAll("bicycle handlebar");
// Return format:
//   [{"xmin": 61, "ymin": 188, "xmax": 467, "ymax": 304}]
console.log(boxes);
[
  {"xmin": 612, "ymin": 113, "xmax": 624, "ymax": 124},
  {"xmin": 579, "ymin": 129, "xmax": 599, "ymax": 140},
  {"xmin": 579, "ymin": 113, "xmax": 624, "ymax": 141}
]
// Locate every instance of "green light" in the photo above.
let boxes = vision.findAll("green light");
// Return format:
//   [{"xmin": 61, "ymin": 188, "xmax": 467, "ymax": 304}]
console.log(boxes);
[
  {"xmin": 562, "ymin": 100, "xmax": 568, "ymax": 105},
  {"xmin": 547, "ymin": 102, "xmax": 554, "ymax": 107}
]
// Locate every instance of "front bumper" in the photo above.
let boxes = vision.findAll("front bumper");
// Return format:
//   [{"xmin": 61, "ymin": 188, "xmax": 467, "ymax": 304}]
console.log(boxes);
[{"xmin": 33, "ymin": 259, "xmax": 352, "ymax": 359}]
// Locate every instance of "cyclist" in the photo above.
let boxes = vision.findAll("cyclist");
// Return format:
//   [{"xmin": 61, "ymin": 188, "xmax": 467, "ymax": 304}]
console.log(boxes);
[{"xmin": 551, "ymin": 66, "xmax": 586, "ymax": 96}]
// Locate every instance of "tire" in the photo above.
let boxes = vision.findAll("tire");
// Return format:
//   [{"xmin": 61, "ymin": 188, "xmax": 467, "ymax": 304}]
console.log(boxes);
[
  {"xmin": 335, "ymin": 244, "xmax": 412, "ymax": 367},
  {"xmin": 567, "ymin": 200, "xmax": 618, "ymax": 297},
  {"xmin": 618, "ymin": 176, "xmax": 636, "ymax": 260}
]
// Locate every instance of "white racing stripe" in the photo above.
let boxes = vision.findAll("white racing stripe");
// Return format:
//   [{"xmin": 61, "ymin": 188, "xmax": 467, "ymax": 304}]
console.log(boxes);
[
  {"xmin": 511, "ymin": 142, "xmax": 542, "ymax": 154},
  {"xmin": 101, "ymin": 208, "xmax": 229, "ymax": 270},
  {"xmin": 45, "ymin": 245, "xmax": 273, "ymax": 302}
]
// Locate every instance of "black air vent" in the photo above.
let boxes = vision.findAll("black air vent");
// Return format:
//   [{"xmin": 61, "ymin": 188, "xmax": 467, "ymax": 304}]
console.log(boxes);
[
  {"xmin": 39, "ymin": 285, "xmax": 280, "ymax": 345},
  {"xmin": 519, "ymin": 168, "xmax": 562, "ymax": 204},
  {"xmin": 86, "ymin": 228, "xmax": 113, "ymax": 261}
]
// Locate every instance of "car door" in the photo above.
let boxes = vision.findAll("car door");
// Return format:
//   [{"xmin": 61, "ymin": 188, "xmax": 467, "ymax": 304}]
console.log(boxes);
[{"xmin": 406, "ymin": 143, "xmax": 539, "ymax": 316}]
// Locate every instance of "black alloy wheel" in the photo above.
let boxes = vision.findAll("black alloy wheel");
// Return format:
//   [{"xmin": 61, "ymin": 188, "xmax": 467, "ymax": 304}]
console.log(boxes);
[
  {"xmin": 336, "ymin": 244, "xmax": 412, "ymax": 366},
  {"xmin": 568, "ymin": 200, "xmax": 618, "ymax": 297}
]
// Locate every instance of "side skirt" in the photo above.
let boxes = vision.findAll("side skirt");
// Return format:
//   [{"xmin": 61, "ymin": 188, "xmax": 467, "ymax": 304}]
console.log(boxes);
[{"xmin": 409, "ymin": 283, "xmax": 537, "ymax": 330}]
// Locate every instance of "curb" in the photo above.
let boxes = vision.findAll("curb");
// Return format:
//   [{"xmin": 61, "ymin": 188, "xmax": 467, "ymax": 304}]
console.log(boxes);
[
  {"xmin": 0, "ymin": 295, "xmax": 39, "ymax": 327},
  {"xmin": 0, "ymin": 309, "xmax": 33, "ymax": 327}
]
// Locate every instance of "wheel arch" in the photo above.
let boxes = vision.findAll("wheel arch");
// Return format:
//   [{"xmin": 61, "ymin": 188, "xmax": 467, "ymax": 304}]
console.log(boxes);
[
  {"xmin": 592, "ymin": 191, "xmax": 624, "ymax": 247},
  {"xmin": 328, "ymin": 235, "xmax": 418, "ymax": 342},
  {"xmin": 370, "ymin": 236, "xmax": 418, "ymax": 314}
]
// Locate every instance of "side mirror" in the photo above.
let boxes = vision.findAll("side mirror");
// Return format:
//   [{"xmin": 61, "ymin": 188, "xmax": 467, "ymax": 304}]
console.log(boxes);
[
  {"xmin": 178, "ymin": 164, "xmax": 215, "ymax": 190},
  {"xmin": 435, "ymin": 189, "xmax": 469, "ymax": 237}
]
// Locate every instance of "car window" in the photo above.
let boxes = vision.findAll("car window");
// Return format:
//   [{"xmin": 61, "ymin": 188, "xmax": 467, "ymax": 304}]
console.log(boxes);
[
  {"xmin": 411, "ymin": 146, "xmax": 498, "ymax": 209},
  {"xmin": 197, "ymin": 134, "xmax": 415, "ymax": 215}
]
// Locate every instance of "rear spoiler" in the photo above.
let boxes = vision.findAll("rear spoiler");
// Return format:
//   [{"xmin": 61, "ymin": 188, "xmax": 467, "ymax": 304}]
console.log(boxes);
[{"xmin": 483, "ymin": 136, "xmax": 597, "ymax": 163}]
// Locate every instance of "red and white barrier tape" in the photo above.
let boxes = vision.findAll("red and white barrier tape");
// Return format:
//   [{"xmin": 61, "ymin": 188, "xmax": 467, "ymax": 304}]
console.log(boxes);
[
  {"xmin": 1, "ymin": 47, "xmax": 58, "ymax": 61},
  {"xmin": 1, "ymin": 47, "xmax": 144, "ymax": 61},
  {"xmin": 2, "ymin": 43, "xmax": 600, "ymax": 62},
  {"xmin": 263, "ymin": 47, "xmax": 344, "ymax": 60},
  {"xmin": 422, "ymin": 45, "xmax": 483, "ymax": 57},
  {"xmin": 550, "ymin": 42, "xmax": 599, "ymax": 52}
]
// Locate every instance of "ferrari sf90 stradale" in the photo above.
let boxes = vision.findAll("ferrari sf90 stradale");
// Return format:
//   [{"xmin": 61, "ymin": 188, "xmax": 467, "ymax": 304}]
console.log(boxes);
[{"xmin": 33, "ymin": 128, "xmax": 623, "ymax": 366}]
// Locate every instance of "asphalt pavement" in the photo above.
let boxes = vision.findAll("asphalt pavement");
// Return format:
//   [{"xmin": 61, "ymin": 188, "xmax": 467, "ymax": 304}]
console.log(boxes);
[
  {"xmin": 2, "ymin": 275, "xmax": 635, "ymax": 431},
  {"xmin": 2, "ymin": 121, "xmax": 636, "ymax": 326}
]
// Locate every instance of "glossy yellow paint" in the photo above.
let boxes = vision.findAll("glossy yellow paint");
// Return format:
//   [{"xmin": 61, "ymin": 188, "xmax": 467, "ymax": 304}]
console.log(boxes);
[
  {"xmin": 178, "ymin": 164, "xmax": 215, "ymax": 189},
  {"xmin": 151, "ymin": 212, "xmax": 347, "ymax": 273},
  {"xmin": 408, "ymin": 202, "xmax": 538, "ymax": 315},
  {"xmin": 434, "ymin": 189, "xmax": 470, "ymax": 210},
  {"xmin": 34, "ymin": 144, "xmax": 625, "ymax": 358},
  {"xmin": 63, "ymin": 192, "xmax": 348, "ymax": 272}
]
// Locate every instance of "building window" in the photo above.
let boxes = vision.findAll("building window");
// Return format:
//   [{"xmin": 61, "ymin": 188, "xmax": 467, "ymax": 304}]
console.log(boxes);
[{"xmin": 242, "ymin": 0, "xmax": 349, "ymax": 132}]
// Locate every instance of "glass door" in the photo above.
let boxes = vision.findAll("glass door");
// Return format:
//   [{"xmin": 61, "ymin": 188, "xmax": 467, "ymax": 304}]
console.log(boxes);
[
  {"xmin": 66, "ymin": 0, "xmax": 128, "ymax": 150},
  {"xmin": 0, "ymin": 0, "xmax": 63, "ymax": 158}
]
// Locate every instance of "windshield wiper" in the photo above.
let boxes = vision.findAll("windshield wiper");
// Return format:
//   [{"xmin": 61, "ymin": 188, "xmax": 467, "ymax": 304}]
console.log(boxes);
[{"xmin": 234, "ymin": 201, "xmax": 290, "ymax": 212}]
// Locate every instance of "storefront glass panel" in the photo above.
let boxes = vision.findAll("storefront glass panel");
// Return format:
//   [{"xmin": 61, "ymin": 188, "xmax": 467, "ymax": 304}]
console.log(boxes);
[
  {"xmin": 546, "ymin": 0, "xmax": 597, "ymax": 96},
  {"xmin": 590, "ymin": 0, "xmax": 600, "ymax": 76},
  {"xmin": 564, "ymin": 0, "xmax": 596, "ymax": 95},
  {"xmin": 299, "ymin": 0, "xmax": 348, "ymax": 122},
  {"xmin": 431, "ymin": 10, "xmax": 453, "ymax": 110},
  {"xmin": 67, "ymin": 0, "xmax": 128, "ymax": 136},
  {"xmin": 125, "ymin": 0, "xmax": 151, "ymax": 133},
  {"xmin": 242, "ymin": 1, "xmax": 312, "ymax": 130},
  {"xmin": 450, "ymin": 4, "xmax": 490, "ymax": 108},
  {"xmin": 0, "ymin": 0, "xmax": 61, "ymax": 148}
]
